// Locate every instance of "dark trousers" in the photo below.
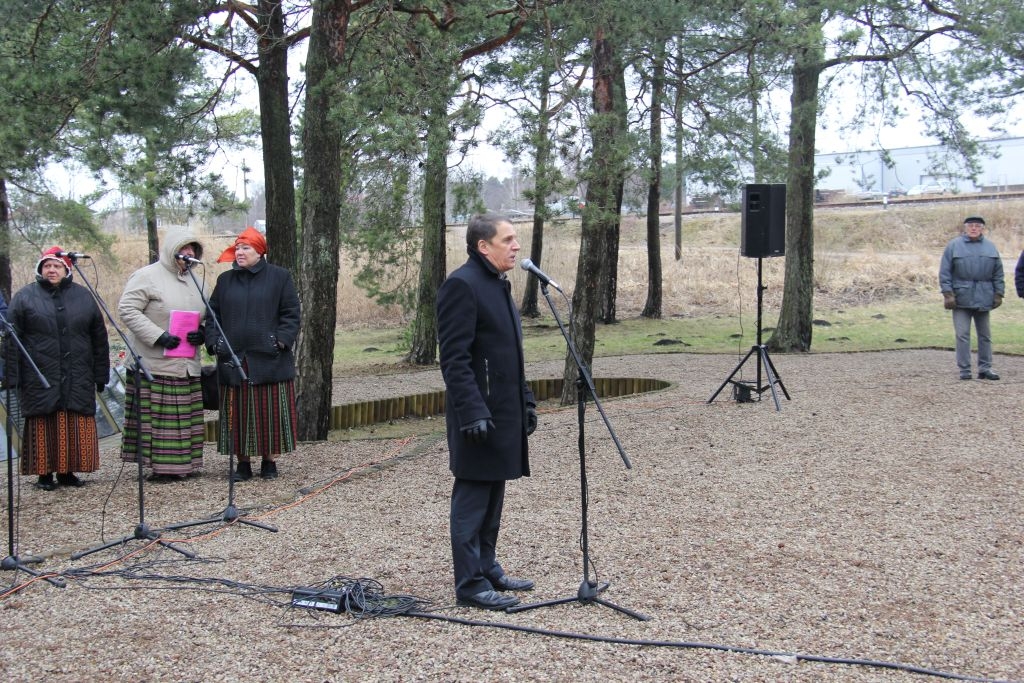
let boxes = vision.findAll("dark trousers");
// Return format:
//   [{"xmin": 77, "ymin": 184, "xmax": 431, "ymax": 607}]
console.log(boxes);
[{"xmin": 450, "ymin": 478, "xmax": 506, "ymax": 599}]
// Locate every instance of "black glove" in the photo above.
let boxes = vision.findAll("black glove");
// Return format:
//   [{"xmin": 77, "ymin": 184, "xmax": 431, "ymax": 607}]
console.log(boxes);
[
  {"xmin": 186, "ymin": 329, "xmax": 205, "ymax": 346},
  {"xmin": 96, "ymin": 383, "xmax": 105, "ymax": 394},
  {"xmin": 461, "ymin": 418, "xmax": 495, "ymax": 445},
  {"xmin": 992, "ymin": 293, "xmax": 1003, "ymax": 309},
  {"xmin": 526, "ymin": 406, "xmax": 537, "ymax": 436},
  {"xmin": 156, "ymin": 332, "xmax": 181, "ymax": 349}
]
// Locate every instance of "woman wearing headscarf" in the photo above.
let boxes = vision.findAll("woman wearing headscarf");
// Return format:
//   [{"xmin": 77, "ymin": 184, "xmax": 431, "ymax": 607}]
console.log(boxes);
[
  {"xmin": 118, "ymin": 227, "xmax": 208, "ymax": 480},
  {"xmin": 5, "ymin": 247, "xmax": 110, "ymax": 490},
  {"xmin": 206, "ymin": 227, "xmax": 300, "ymax": 480}
]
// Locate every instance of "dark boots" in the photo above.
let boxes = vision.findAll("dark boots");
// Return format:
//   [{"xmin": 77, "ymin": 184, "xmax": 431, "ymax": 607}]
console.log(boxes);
[
  {"xmin": 56, "ymin": 472, "xmax": 84, "ymax": 487},
  {"xmin": 231, "ymin": 459, "xmax": 278, "ymax": 481},
  {"xmin": 260, "ymin": 460, "xmax": 278, "ymax": 480},
  {"xmin": 35, "ymin": 473, "xmax": 57, "ymax": 491},
  {"xmin": 232, "ymin": 460, "xmax": 253, "ymax": 482}
]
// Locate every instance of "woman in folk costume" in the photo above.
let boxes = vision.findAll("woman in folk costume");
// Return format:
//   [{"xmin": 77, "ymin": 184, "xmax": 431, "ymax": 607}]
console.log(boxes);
[
  {"xmin": 118, "ymin": 227, "xmax": 208, "ymax": 480},
  {"xmin": 6, "ymin": 247, "xmax": 110, "ymax": 490},
  {"xmin": 206, "ymin": 227, "xmax": 300, "ymax": 481}
]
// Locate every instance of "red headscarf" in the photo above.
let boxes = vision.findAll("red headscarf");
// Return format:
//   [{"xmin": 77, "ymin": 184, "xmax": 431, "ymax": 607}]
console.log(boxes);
[
  {"xmin": 36, "ymin": 246, "xmax": 72, "ymax": 275},
  {"xmin": 217, "ymin": 226, "xmax": 268, "ymax": 263}
]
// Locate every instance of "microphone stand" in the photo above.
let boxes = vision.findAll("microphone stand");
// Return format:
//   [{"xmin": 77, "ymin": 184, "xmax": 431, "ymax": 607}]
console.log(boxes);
[
  {"xmin": 507, "ymin": 282, "xmax": 648, "ymax": 621},
  {"xmin": 66, "ymin": 256, "xmax": 196, "ymax": 560},
  {"xmin": 160, "ymin": 259, "xmax": 277, "ymax": 534},
  {"xmin": 0, "ymin": 311, "xmax": 66, "ymax": 587}
]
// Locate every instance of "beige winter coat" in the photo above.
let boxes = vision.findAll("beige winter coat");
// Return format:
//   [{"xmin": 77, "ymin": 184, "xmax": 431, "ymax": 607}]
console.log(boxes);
[{"xmin": 117, "ymin": 226, "xmax": 208, "ymax": 378}]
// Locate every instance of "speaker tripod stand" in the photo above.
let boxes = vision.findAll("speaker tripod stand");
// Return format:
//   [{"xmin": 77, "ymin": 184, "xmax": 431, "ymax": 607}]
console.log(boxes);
[{"xmin": 708, "ymin": 256, "xmax": 790, "ymax": 411}]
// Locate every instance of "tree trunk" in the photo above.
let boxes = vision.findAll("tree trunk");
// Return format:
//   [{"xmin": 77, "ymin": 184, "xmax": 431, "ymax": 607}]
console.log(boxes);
[
  {"xmin": 295, "ymin": 0, "xmax": 347, "ymax": 441},
  {"xmin": 520, "ymin": 61, "xmax": 554, "ymax": 319},
  {"xmin": 597, "ymin": 56, "xmax": 627, "ymax": 325},
  {"xmin": 256, "ymin": 0, "xmax": 298, "ymax": 272},
  {"xmin": 0, "ymin": 177, "xmax": 11, "ymax": 301},
  {"xmin": 641, "ymin": 44, "xmax": 665, "ymax": 319},
  {"xmin": 406, "ymin": 99, "xmax": 450, "ymax": 366},
  {"xmin": 145, "ymin": 194, "xmax": 159, "ymax": 264},
  {"xmin": 767, "ymin": 39, "xmax": 822, "ymax": 353},
  {"xmin": 560, "ymin": 25, "xmax": 619, "ymax": 404}
]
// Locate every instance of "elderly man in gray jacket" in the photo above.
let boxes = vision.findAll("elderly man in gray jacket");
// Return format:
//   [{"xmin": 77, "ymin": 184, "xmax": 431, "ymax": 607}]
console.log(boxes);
[{"xmin": 939, "ymin": 216, "xmax": 1005, "ymax": 380}]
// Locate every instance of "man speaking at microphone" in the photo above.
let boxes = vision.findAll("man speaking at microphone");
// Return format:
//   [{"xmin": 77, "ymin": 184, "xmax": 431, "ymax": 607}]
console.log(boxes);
[{"xmin": 436, "ymin": 213, "xmax": 538, "ymax": 611}]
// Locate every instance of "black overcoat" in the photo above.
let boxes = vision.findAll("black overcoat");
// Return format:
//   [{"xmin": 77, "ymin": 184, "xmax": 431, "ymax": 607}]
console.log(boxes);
[
  {"xmin": 206, "ymin": 259, "xmax": 300, "ymax": 386},
  {"xmin": 5, "ymin": 276, "xmax": 110, "ymax": 417},
  {"xmin": 437, "ymin": 251, "xmax": 534, "ymax": 481}
]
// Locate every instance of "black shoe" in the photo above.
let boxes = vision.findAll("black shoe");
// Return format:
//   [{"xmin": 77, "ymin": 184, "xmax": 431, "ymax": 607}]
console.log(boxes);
[
  {"xmin": 491, "ymin": 575, "xmax": 534, "ymax": 591},
  {"xmin": 978, "ymin": 371, "xmax": 1000, "ymax": 380},
  {"xmin": 260, "ymin": 460, "xmax": 278, "ymax": 480},
  {"xmin": 232, "ymin": 461, "xmax": 253, "ymax": 482},
  {"xmin": 56, "ymin": 472, "xmax": 84, "ymax": 487},
  {"xmin": 35, "ymin": 474, "xmax": 57, "ymax": 491},
  {"xmin": 960, "ymin": 374, "xmax": 972, "ymax": 380},
  {"xmin": 457, "ymin": 589, "xmax": 520, "ymax": 611}
]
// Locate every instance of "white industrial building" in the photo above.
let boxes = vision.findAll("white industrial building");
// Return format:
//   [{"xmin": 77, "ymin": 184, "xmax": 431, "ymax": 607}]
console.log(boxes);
[{"xmin": 815, "ymin": 136, "xmax": 1023, "ymax": 196}]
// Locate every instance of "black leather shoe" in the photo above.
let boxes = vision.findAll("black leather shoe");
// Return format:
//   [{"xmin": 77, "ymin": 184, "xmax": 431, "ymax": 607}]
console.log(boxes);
[
  {"xmin": 56, "ymin": 472, "xmax": 84, "ymax": 487},
  {"xmin": 232, "ymin": 461, "xmax": 253, "ymax": 482},
  {"xmin": 978, "ymin": 371, "xmax": 1000, "ymax": 380},
  {"xmin": 35, "ymin": 474, "xmax": 57, "ymax": 491},
  {"xmin": 457, "ymin": 589, "xmax": 520, "ymax": 610},
  {"xmin": 960, "ymin": 374, "xmax": 972, "ymax": 380},
  {"xmin": 260, "ymin": 460, "xmax": 278, "ymax": 480},
  {"xmin": 492, "ymin": 575, "xmax": 534, "ymax": 591}
]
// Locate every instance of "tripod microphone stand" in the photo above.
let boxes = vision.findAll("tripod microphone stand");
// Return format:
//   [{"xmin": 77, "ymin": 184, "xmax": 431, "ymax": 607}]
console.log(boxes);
[
  {"xmin": 707, "ymin": 256, "xmax": 789, "ymax": 411},
  {"xmin": 1, "ymin": 311, "xmax": 66, "ymax": 587},
  {"xmin": 507, "ymin": 282, "xmax": 648, "ymax": 621},
  {"xmin": 67, "ymin": 256, "xmax": 196, "ymax": 560},
  {"xmin": 158, "ymin": 260, "xmax": 276, "ymax": 535}
]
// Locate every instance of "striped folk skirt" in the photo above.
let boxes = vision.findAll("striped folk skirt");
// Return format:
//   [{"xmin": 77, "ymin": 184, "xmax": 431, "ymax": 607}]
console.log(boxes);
[
  {"xmin": 19, "ymin": 411, "xmax": 100, "ymax": 476},
  {"xmin": 121, "ymin": 372, "xmax": 205, "ymax": 476},
  {"xmin": 218, "ymin": 379, "xmax": 297, "ymax": 459}
]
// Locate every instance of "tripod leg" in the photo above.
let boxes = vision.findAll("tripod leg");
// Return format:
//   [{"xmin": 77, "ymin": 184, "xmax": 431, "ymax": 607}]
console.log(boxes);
[
  {"xmin": 707, "ymin": 347, "xmax": 758, "ymax": 403},
  {"xmin": 761, "ymin": 348, "xmax": 790, "ymax": 400},
  {"xmin": 757, "ymin": 347, "xmax": 783, "ymax": 411}
]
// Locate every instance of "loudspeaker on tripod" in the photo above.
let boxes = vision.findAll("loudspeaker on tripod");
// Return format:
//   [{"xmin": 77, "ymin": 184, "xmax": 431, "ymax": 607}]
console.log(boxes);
[{"xmin": 740, "ymin": 183, "xmax": 786, "ymax": 258}]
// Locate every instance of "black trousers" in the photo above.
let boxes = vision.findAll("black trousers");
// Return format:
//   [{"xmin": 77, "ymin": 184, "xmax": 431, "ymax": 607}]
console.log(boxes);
[{"xmin": 450, "ymin": 478, "xmax": 506, "ymax": 599}]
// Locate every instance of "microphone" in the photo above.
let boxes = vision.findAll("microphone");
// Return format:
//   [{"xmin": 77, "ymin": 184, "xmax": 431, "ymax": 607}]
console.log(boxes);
[
  {"xmin": 174, "ymin": 254, "xmax": 203, "ymax": 265},
  {"xmin": 519, "ymin": 258, "xmax": 561, "ymax": 291},
  {"xmin": 56, "ymin": 251, "xmax": 88, "ymax": 259}
]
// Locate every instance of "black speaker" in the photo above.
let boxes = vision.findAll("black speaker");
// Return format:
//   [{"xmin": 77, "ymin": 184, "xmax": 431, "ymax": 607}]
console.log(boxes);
[{"xmin": 740, "ymin": 183, "xmax": 786, "ymax": 258}]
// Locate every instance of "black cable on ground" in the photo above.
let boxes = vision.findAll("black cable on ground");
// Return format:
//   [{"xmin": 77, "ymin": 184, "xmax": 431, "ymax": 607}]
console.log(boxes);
[{"xmin": 403, "ymin": 610, "xmax": 1015, "ymax": 683}]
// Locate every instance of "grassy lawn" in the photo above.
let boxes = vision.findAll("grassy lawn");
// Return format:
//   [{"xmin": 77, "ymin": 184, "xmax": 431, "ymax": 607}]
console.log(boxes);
[{"xmin": 332, "ymin": 297, "xmax": 1024, "ymax": 374}]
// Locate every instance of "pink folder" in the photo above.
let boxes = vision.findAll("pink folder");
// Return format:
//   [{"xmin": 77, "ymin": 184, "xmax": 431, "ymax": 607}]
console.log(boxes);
[{"xmin": 164, "ymin": 310, "xmax": 201, "ymax": 358}]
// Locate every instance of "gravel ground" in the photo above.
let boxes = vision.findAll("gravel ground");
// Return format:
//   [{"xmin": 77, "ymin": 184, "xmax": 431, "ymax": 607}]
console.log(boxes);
[{"xmin": 1, "ymin": 349, "xmax": 1022, "ymax": 683}]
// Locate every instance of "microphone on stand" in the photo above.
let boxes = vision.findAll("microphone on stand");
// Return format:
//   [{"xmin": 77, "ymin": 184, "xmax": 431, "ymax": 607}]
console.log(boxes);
[
  {"xmin": 56, "ymin": 251, "xmax": 89, "ymax": 260},
  {"xmin": 174, "ymin": 254, "xmax": 203, "ymax": 266},
  {"xmin": 519, "ymin": 258, "xmax": 562, "ymax": 292}
]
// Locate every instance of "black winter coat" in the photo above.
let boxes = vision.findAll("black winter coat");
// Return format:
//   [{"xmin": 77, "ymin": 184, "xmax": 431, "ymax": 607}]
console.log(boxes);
[
  {"xmin": 5, "ymin": 276, "xmax": 110, "ymax": 417},
  {"xmin": 437, "ymin": 251, "xmax": 534, "ymax": 481},
  {"xmin": 206, "ymin": 259, "xmax": 300, "ymax": 386}
]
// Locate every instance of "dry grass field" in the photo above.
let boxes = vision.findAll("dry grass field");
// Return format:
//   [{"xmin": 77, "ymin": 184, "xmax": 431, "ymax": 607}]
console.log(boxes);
[{"xmin": 10, "ymin": 195, "xmax": 1023, "ymax": 335}]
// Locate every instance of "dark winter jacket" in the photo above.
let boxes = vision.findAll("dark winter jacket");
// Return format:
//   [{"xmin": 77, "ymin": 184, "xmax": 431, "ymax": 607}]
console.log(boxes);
[
  {"xmin": 205, "ymin": 258, "xmax": 300, "ymax": 386},
  {"xmin": 437, "ymin": 250, "xmax": 534, "ymax": 482},
  {"xmin": 5, "ymin": 276, "xmax": 110, "ymax": 417},
  {"xmin": 939, "ymin": 234, "xmax": 1005, "ymax": 310}
]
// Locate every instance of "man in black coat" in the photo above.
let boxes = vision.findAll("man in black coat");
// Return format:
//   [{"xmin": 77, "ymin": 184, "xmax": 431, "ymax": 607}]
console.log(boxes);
[{"xmin": 437, "ymin": 213, "xmax": 538, "ymax": 611}]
